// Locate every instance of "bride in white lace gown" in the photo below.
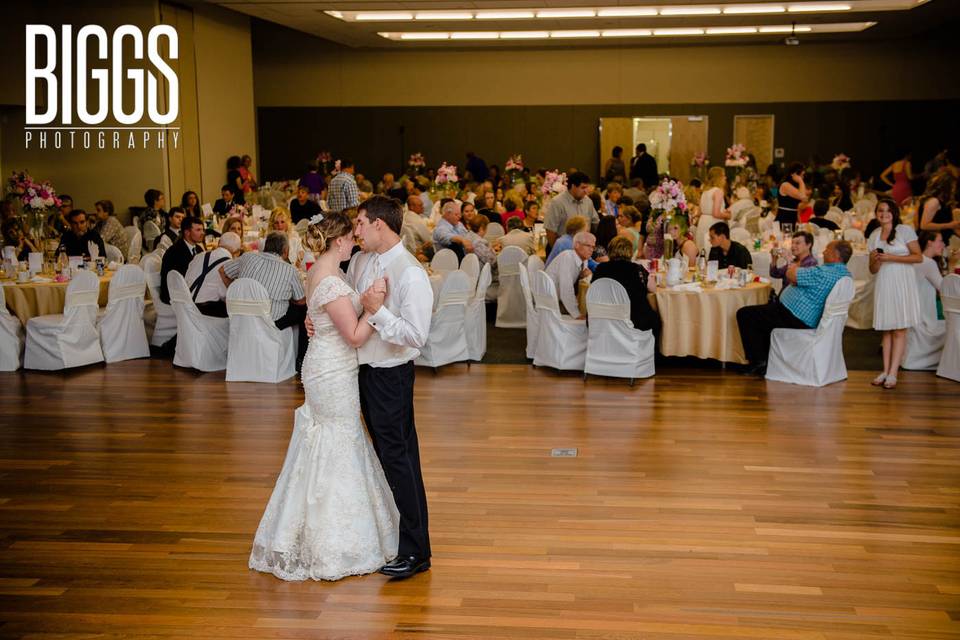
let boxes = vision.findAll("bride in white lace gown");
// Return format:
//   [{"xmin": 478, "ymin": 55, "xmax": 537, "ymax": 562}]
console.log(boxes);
[{"xmin": 249, "ymin": 213, "xmax": 399, "ymax": 581}]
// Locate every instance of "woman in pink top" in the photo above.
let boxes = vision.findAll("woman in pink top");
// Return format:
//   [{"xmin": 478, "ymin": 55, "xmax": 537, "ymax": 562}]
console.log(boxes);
[{"xmin": 499, "ymin": 196, "xmax": 523, "ymax": 229}]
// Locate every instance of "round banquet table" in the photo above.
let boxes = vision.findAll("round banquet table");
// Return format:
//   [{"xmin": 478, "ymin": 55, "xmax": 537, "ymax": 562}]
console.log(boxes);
[
  {"xmin": 650, "ymin": 281, "xmax": 771, "ymax": 364},
  {"xmin": 2, "ymin": 271, "xmax": 114, "ymax": 325}
]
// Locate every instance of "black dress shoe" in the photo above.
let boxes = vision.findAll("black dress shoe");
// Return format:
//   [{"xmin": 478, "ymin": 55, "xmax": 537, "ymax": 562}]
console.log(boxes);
[
  {"xmin": 379, "ymin": 555, "xmax": 431, "ymax": 579},
  {"xmin": 742, "ymin": 361, "xmax": 767, "ymax": 376}
]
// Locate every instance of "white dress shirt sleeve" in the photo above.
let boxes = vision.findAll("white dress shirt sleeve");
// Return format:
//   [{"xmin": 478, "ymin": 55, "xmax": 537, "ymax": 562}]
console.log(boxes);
[{"xmin": 368, "ymin": 264, "xmax": 434, "ymax": 348}]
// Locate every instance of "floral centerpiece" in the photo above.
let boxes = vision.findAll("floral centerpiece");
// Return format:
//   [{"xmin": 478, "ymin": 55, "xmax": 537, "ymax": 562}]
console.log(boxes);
[
  {"xmin": 433, "ymin": 162, "xmax": 459, "ymax": 199},
  {"xmin": 7, "ymin": 170, "xmax": 61, "ymax": 243},
  {"xmin": 724, "ymin": 143, "xmax": 747, "ymax": 167},
  {"xmin": 316, "ymin": 151, "xmax": 333, "ymax": 175},
  {"xmin": 408, "ymin": 152, "xmax": 426, "ymax": 174},
  {"xmin": 690, "ymin": 151, "xmax": 710, "ymax": 181},
  {"xmin": 646, "ymin": 178, "xmax": 688, "ymax": 260},
  {"xmin": 505, "ymin": 154, "xmax": 524, "ymax": 186},
  {"xmin": 540, "ymin": 170, "xmax": 567, "ymax": 196},
  {"xmin": 831, "ymin": 153, "xmax": 851, "ymax": 171}
]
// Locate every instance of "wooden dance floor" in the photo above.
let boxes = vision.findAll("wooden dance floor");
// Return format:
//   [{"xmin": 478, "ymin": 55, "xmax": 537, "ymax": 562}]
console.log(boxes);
[{"xmin": 1, "ymin": 360, "xmax": 959, "ymax": 639}]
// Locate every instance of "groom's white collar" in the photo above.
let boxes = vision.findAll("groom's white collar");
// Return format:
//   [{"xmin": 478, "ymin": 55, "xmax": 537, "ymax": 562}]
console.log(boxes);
[{"xmin": 372, "ymin": 239, "xmax": 405, "ymax": 267}]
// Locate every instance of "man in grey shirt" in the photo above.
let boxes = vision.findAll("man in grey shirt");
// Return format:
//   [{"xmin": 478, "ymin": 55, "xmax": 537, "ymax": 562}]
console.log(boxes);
[{"xmin": 543, "ymin": 171, "xmax": 598, "ymax": 254}]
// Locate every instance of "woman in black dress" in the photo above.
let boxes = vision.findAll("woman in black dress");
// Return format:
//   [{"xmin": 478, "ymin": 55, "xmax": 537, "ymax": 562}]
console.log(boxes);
[
  {"xmin": 591, "ymin": 236, "xmax": 660, "ymax": 336},
  {"xmin": 776, "ymin": 161, "xmax": 808, "ymax": 226}
]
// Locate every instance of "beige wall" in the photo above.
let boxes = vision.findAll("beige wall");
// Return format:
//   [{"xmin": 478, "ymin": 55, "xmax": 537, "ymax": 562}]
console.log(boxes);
[{"xmin": 253, "ymin": 21, "xmax": 957, "ymax": 108}]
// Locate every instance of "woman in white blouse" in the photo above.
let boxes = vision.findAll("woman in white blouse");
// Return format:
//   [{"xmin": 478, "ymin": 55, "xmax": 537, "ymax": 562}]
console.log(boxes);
[
  {"xmin": 868, "ymin": 198, "xmax": 923, "ymax": 389},
  {"xmin": 269, "ymin": 207, "xmax": 304, "ymax": 269},
  {"xmin": 697, "ymin": 167, "xmax": 731, "ymax": 250}
]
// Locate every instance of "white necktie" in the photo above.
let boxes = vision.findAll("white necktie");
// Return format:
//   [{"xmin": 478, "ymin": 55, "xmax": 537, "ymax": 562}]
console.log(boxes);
[{"xmin": 360, "ymin": 254, "xmax": 381, "ymax": 292}]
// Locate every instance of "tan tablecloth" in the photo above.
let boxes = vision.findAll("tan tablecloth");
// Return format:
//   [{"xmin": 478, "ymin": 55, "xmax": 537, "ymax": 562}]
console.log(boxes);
[
  {"xmin": 2, "ymin": 272, "xmax": 113, "ymax": 325},
  {"xmin": 652, "ymin": 282, "xmax": 771, "ymax": 364}
]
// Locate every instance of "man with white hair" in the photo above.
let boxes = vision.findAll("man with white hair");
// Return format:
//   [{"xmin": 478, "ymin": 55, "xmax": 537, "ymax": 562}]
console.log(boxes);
[
  {"xmin": 402, "ymin": 195, "xmax": 432, "ymax": 261},
  {"xmin": 432, "ymin": 199, "xmax": 473, "ymax": 260},
  {"xmin": 185, "ymin": 231, "xmax": 243, "ymax": 317},
  {"xmin": 545, "ymin": 231, "xmax": 596, "ymax": 319}
]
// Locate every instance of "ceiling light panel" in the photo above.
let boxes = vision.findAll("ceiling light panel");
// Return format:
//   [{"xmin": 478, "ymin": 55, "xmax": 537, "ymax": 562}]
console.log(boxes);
[
  {"xmin": 415, "ymin": 11, "xmax": 472, "ymax": 20},
  {"xmin": 474, "ymin": 11, "xmax": 536, "ymax": 19},
  {"xmin": 596, "ymin": 7, "xmax": 659, "ymax": 16},
  {"xmin": 723, "ymin": 4, "xmax": 788, "ymax": 13},
  {"xmin": 788, "ymin": 3, "xmax": 852, "ymax": 11},
  {"xmin": 659, "ymin": 6, "xmax": 723, "ymax": 15},
  {"xmin": 535, "ymin": 9, "xmax": 597, "ymax": 18}
]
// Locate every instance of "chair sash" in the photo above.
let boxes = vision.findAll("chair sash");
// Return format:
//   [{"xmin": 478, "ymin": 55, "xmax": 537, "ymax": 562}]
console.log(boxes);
[
  {"xmin": 943, "ymin": 295, "xmax": 960, "ymax": 314},
  {"xmin": 587, "ymin": 302, "xmax": 629, "ymax": 321},
  {"xmin": 499, "ymin": 263, "xmax": 521, "ymax": 276},
  {"xmin": 169, "ymin": 288, "xmax": 194, "ymax": 305},
  {"xmin": 65, "ymin": 290, "xmax": 99, "ymax": 309},
  {"xmin": 534, "ymin": 293, "xmax": 557, "ymax": 311},
  {"xmin": 109, "ymin": 283, "xmax": 145, "ymax": 302},
  {"xmin": 438, "ymin": 292, "xmax": 471, "ymax": 307},
  {"xmin": 227, "ymin": 298, "xmax": 271, "ymax": 317}
]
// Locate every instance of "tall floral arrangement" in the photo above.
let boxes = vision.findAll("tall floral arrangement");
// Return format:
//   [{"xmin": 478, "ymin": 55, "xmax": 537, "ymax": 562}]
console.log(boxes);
[
  {"xmin": 7, "ymin": 171, "xmax": 62, "ymax": 241},
  {"xmin": 831, "ymin": 153, "xmax": 851, "ymax": 171},
  {"xmin": 540, "ymin": 170, "xmax": 567, "ymax": 196},
  {"xmin": 724, "ymin": 144, "xmax": 747, "ymax": 167},
  {"xmin": 433, "ymin": 162, "xmax": 459, "ymax": 198},
  {"xmin": 690, "ymin": 151, "xmax": 710, "ymax": 181},
  {"xmin": 649, "ymin": 178, "xmax": 687, "ymax": 216},
  {"xmin": 408, "ymin": 152, "xmax": 426, "ymax": 173},
  {"xmin": 505, "ymin": 154, "xmax": 524, "ymax": 186}
]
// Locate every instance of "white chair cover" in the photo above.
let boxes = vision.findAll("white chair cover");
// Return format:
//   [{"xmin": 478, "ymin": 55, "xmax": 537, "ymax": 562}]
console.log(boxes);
[
  {"xmin": 143, "ymin": 221, "xmax": 161, "ymax": 250},
  {"xmin": 765, "ymin": 277, "xmax": 855, "ymax": 387},
  {"xmin": 126, "ymin": 227, "xmax": 142, "ymax": 265},
  {"xmin": 742, "ymin": 208, "xmax": 762, "ymax": 234},
  {"xmin": 485, "ymin": 222, "xmax": 505, "ymax": 241},
  {"xmin": 460, "ymin": 253, "xmax": 480, "ymax": 292},
  {"xmin": 431, "ymin": 248, "xmax": 459, "ymax": 274},
  {"xmin": 225, "ymin": 278, "xmax": 297, "ymax": 383},
  {"xmin": 519, "ymin": 267, "xmax": 538, "ymax": 360},
  {"xmin": 98, "ymin": 264, "xmax": 149, "ymax": 363},
  {"xmin": 104, "ymin": 244, "xmax": 124, "ymax": 265},
  {"xmin": 495, "ymin": 245, "xmax": 527, "ymax": 328},
  {"xmin": 168, "ymin": 271, "xmax": 229, "ymax": 372},
  {"xmin": 936, "ymin": 275, "xmax": 960, "ymax": 382},
  {"xmin": 527, "ymin": 254, "xmax": 545, "ymax": 275},
  {"xmin": 584, "ymin": 278, "xmax": 655, "ymax": 382},
  {"xmin": 0, "ymin": 285, "xmax": 24, "ymax": 371},
  {"xmin": 532, "ymin": 270, "xmax": 587, "ymax": 371},
  {"xmin": 825, "ymin": 208, "xmax": 844, "ymax": 225},
  {"xmin": 24, "ymin": 270, "xmax": 104, "ymax": 370},
  {"xmin": 416, "ymin": 270, "xmax": 471, "ymax": 369},
  {"xmin": 465, "ymin": 263, "xmax": 492, "ymax": 362},
  {"xmin": 843, "ymin": 228, "xmax": 865, "ymax": 244},
  {"xmin": 853, "ymin": 199, "xmax": 875, "ymax": 219},
  {"xmin": 142, "ymin": 253, "xmax": 178, "ymax": 346},
  {"xmin": 903, "ymin": 267, "xmax": 946, "ymax": 371},
  {"xmin": 730, "ymin": 227, "xmax": 751, "ymax": 245}
]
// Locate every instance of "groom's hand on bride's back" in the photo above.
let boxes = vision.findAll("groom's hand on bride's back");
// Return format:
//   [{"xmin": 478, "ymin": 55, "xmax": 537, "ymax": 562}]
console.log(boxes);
[{"xmin": 305, "ymin": 316, "xmax": 315, "ymax": 337}]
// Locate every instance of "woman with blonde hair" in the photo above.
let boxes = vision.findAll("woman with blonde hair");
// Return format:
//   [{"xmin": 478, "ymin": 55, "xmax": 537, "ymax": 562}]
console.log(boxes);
[
  {"xmin": 269, "ymin": 206, "xmax": 305, "ymax": 269},
  {"xmin": 697, "ymin": 167, "xmax": 730, "ymax": 249}
]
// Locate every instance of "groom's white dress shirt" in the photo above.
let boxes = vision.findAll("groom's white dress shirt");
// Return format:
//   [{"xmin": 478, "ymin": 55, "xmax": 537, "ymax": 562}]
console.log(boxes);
[{"xmin": 347, "ymin": 240, "xmax": 433, "ymax": 368}]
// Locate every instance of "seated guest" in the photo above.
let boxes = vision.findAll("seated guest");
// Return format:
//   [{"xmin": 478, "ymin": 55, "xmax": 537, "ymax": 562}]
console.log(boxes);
[
  {"xmin": 1, "ymin": 200, "xmax": 17, "ymax": 223},
  {"xmin": 289, "ymin": 184, "xmax": 321, "ymax": 223},
  {"xmin": 624, "ymin": 178, "xmax": 646, "ymax": 203},
  {"xmin": 522, "ymin": 201, "xmax": 540, "ymax": 230},
  {"xmin": 221, "ymin": 215, "xmax": 243, "ymax": 238},
  {"xmin": 707, "ymin": 222, "xmax": 752, "ymax": 269},
  {"xmin": 769, "ymin": 230, "xmax": 818, "ymax": 282},
  {"xmin": 180, "ymin": 190, "xmax": 203, "ymax": 219},
  {"xmin": 213, "ymin": 184, "xmax": 239, "ymax": 216},
  {"xmin": 617, "ymin": 206, "xmax": 644, "ymax": 258},
  {"xmin": 433, "ymin": 200, "xmax": 473, "ymax": 261},
  {"xmin": 603, "ymin": 182, "xmax": 622, "ymax": 217},
  {"xmin": 155, "ymin": 207, "xmax": 186, "ymax": 252},
  {"xmin": 219, "ymin": 231, "xmax": 306, "ymax": 335},
  {"xmin": 809, "ymin": 198, "xmax": 840, "ymax": 231},
  {"xmin": 140, "ymin": 189, "xmax": 165, "ymax": 230},
  {"xmin": 160, "ymin": 216, "xmax": 205, "ymax": 304},
  {"xmin": 464, "ymin": 215, "xmax": 497, "ymax": 265},
  {"xmin": 592, "ymin": 215, "xmax": 618, "ymax": 261},
  {"xmin": 500, "ymin": 197, "xmax": 523, "ymax": 230},
  {"xmin": 47, "ymin": 194, "xmax": 74, "ymax": 237},
  {"xmin": 268, "ymin": 207, "xmax": 304, "ymax": 269},
  {"xmin": 2, "ymin": 218, "xmax": 39, "ymax": 261},
  {"xmin": 477, "ymin": 190, "xmax": 503, "ymax": 226},
  {"xmin": 376, "ymin": 172, "xmax": 395, "ymax": 195},
  {"xmin": 913, "ymin": 230, "xmax": 946, "ymax": 343},
  {"xmin": 299, "ymin": 161, "xmax": 325, "ymax": 196},
  {"xmin": 545, "ymin": 231, "xmax": 596, "ymax": 319},
  {"xmin": 402, "ymin": 196, "xmax": 432, "ymax": 261},
  {"xmin": 546, "ymin": 215, "xmax": 589, "ymax": 266},
  {"xmin": 665, "ymin": 216, "xmax": 699, "ymax": 264},
  {"xmin": 93, "ymin": 200, "xmax": 127, "ymax": 259},
  {"xmin": 592, "ymin": 236, "xmax": 660, "ymax": 335},
  {"xmin": 736, "ymin": 240, "xmax": 853, "ymax": 375},
  {"xmin": 460, "ymin": 201, "xmax": 478, "ymax": 225},
  {"xmin": 56, "ymin": 209, "xmax": 106, "ymax": 259},
  {"xmin": 185, "ymin": 231, "xmax": 243, "ymax": 317},
  {"xmin": 497, "ymin": 217, "xmax": 537, "ymax": 255}
]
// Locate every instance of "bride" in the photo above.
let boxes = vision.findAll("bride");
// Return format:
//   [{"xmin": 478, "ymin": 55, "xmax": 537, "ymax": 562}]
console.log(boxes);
[{"xmin": 249, "ymin": 211, "xmax": 399, "ymax": 581}]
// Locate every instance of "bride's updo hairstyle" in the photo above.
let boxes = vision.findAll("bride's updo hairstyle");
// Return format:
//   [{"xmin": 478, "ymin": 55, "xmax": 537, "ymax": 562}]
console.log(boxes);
[{"xmin": 305, "ymin": 211, "xmax": 353, "ymax": 255}]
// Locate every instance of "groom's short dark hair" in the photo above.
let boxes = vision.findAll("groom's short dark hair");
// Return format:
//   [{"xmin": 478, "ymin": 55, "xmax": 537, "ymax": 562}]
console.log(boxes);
[{"xmin": 360, "ymin": 195, "xmax": 403, "ymax": 235}]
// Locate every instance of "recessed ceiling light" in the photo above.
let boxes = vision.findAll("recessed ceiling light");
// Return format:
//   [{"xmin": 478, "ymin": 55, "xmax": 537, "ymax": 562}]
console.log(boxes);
[
  {"xmin": 551, "ymin": 29, "xmax": 602, "ymax": 37},
  {"xmin": 415, "ymin": 12, "xmax": 473, "ymax": 20},
  {"xmin": 758, "ymin": 24, "xmax": 813, "ymax": 32},
  {"xmin": 723, "ymin": 4, "xmax": 787, "ymax": 14},
  {"xmin": 536, "ymin": 9, "xmax": 597, "ymax": 18},
  {"xmin": 788, "ymin": 3, "xmax": 851, "ymax": 11},
  {"xmin": 596, "ymin": 7, "xmax": 658, "ymax": 17},
  {"xmin": 653, "ymin": 28, "xmax": 706, "ymax": 35},
  {"xmin": 475, "ymin": 11, "xmax": 536, "ymax": 19},
  {"xmin": 356, "ymin": 12, "xmax": 414, "ymax": 21},
  {"xmin": 450, "ymin": 32, "xmax": 500, "ymax": 39},
  {"xmin": 601, "ymin": 28, "xmax": 653, "ymax": 37},
  {"xmin": 659, "ymin": 6, "xmax": 722, "ymax": 16},
  {"xmin": 499, "ymin": 30, "xmax": 551, "ymax": 39},
  {"xmin": 399, "ymin": 32, "xmax": 450, "ymax": 40},
  {"xmin": 706, "ymin": 26, "xmax": 759, "ymax": 34}
]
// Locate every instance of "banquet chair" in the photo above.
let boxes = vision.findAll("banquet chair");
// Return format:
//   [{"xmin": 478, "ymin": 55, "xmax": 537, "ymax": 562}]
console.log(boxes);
[
  {"xmin": 98, "ymin": 264, "xmax": 149, "ymax": 363},
  {"xmin": 167, "ymin": 271, "xmax": 229, "ymax": 372},
  {"xmin": 0, "ymin": 285, "xmax": 24, "ymax": 371},
  {"xmin": 853, "ymin": 199, "xmax": 875, "ymax": 219},
  {"xmin": 519, "ymin": 268, "xmax": 539, "ymax": 360},
  {"xmin": 936, "ymin": 274, "xmax": 960, "ymax": 382},
  {"xmin": 765, "ymin": 276, "xmax": 855, "ymax": 387},
  {"xmin": 431, "ymin": 248, "xmax": 459, "ymax": 274},
  {"xmin": 143, "ymin": 220, "xmax": 161, "ymax": 251},
  {"xmin": 485, "ymin": 222, "xmax": 505, "ymax": 242},
  {"xmin": 225, "ymin": 278, "xmax": 296, "ymax": 383},
  {"xmin": 415, "ymin": 270, "xmax": 471, "ymax": 370},
  {"xmin": 495, "ymin": 245, "xmax": 528, "ymax": 328},
  {"xmin": 104, "ymin": 243, "xmax": 125, "ymax": 265},
  {"xmin": 730, "ymin": 227, "xmax": 752, "ymax": 245},
  {"xmin": 843, "ymin": 228, "xmax": 865, "ymax": 244},
  {"xmin": 532, "ymin": 270, "xmax": 587, "ymax": 372},
  {"xmin": 460, "ymin": 253, "xmax": 480, "ymax": 292},
  {"xmin": 825, "ymin": 208, "xmax": 845, "ymax": 226},
  {"xmin": 125, "ymin": 227, "xmax": 142, "ymax": 265},
  {"xmin": 527, "ymin": 254, "xmax": 545, "ymax": 275},
  {"xmin": 584, "ymin": 278, "xmax": 655, "ymax": 384},
  {"xmin": 743, "ymin": 208, "xmax": 762, "ymax": 235},
  {"xmin": 24, "ymin": 270, "xmax": 104, "ymax": 370},
  {"xmin": 465, "ymin": 263, "xmax": 492, "ymax": 362},
  {"xmin": 141, "ymin": 253, "xmax": 177, "ymax": 347}
]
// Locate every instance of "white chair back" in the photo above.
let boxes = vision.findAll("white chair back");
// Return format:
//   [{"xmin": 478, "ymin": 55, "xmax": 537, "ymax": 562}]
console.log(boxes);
[
  {"xmin": 100, "ymin": 264, "xmax": 149, "ymax": 362},
  {"xmin": 936, "ymin": 274, "xmax": 960, "ymax": 382},
  {"xmin": 486, "ymin": 222, "xmax": 505, "ymax": 241},
  {"xmin": 743, "ymin": 207, "xmax": 762, "ymax": 234},
  {"xmin": 825, "ymin": 207, "xmax": 844, "ymax": 225},
  {"xmin": 853, "ymin": 199, "xmax": 875, "ymax": 219},
  {"xmin": 843, "ymin": 228, "xmax": 865, "ymax": 244},
  {"xmin": 143, "ymin": 220, "xmax": 161, "ymax": 249},
  {"xmin": 730, "ymin": 227, "xmax": 751, "ymax": 245},
  {"xmin": 584, "ymin": 278, "xmax": 655, "ymax": 381},
  {"xmin": 126, "ymin": 228, "xmax": 142, "ymax": 264},
  {"xmin": 24, "ymin": 270, "xmax": 104, "ymax": 370},
  {"xmin": 495, "ymin": 245, "xmax": 528, "ymax": 328},
  {"xmin": 519, "ymin": 267, "xmax": 539, "ymax": 359},
  {"xmin": 142, "ymin": 253, "xmax": 177, "ymax": 346},
  {"xmin": 104, "ymin": 243, "xmax": 124, "ymax": 265},
  {"xmin": 531, "ymin": 270, "xmax": 588, "ymax": 371},
  {"xmin": 465, "ymin": 263, "xmax": 492, "ymax": 362},
  {"xmin": 416, "ymin": 270, "xmax": 471, "ymax": 368},
  {"xmin": 527, "ymin": 254, "xmax": 545, "ymax": 276},
  {"xmin": 460, "ymin": 253, "xmax": 480, "ymax": 291},
  {"xmin": 0, "ymin": 283, "xmax": 24, "ymax": 371},
  {"xmin": 168, "ymin": 270, "xmax": 229, "ymax": 371},
  {"xmin": 532, "ymin": 270, "xmax": 560, "ymax": 315},
  {"xmin": 431, "ymin": 248, "xmax": 459, "ymax": 273},
  {"xmin": 226, "ymin": 278, "xmax": 296, "ymax": 382}
]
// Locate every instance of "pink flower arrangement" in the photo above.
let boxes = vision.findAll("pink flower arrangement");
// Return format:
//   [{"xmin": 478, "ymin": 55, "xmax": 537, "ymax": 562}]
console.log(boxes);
[
  {"xmin": 649, "ymin": 178, "xmax": 687, "ymax": 213},
  {"xmin": 691, "ymin": 152, "xmax": 709, "ymax": 168},
  {"xmin": 408, "ymin": 152, "xmax": 426, "ymax": 169},
  {"xmin": 505, "ymin": 154, "xmax": 524, "ymax": 173},
  {"xmin": 724, "ymin": 144, "xmax": 747, "ymax": 167},
  {"xmin": 831, "ymin": 153, "xmax": 851, "ymax": 171},
  {"xmin": 541, "ymin": 170, "xmax": 567, "ymax": 195},
  {"xmin": 7, "ymin": 170, "xmax": 61, "ymax": 211},
  {"xmin": 435, "ymin": 163, "xmax": 459, "ymax": 185},
  {"xmin": 316, "ymin": 151, "xmax": 332, "ymax": 164}
]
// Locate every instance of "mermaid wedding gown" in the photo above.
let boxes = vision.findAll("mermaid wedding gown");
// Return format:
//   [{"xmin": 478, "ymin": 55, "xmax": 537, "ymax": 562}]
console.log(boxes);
[{"xmin": 249, "ymin": 274, "xmax": 399, "ymax": 581}]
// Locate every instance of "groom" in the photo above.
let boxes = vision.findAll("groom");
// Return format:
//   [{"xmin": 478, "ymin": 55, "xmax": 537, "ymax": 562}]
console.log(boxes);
[{"xmin": 347, "ymin": 195, "xmax": 434, "ymax": 578}]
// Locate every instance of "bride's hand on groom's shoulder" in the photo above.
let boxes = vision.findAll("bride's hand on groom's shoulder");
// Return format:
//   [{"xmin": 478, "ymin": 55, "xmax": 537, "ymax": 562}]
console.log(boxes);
[{"xmin": 361, "ymin": 284, "xmax": 386, "ymax": 315}]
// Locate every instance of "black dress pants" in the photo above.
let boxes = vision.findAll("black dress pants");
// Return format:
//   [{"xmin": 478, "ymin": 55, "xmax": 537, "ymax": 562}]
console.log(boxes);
[
  {"xmin": 736, "ymin": 299, "xmax": 809, "ymax": 365},
  {"xmin": 358, "ymin": 361, "xmax": 431, "ymax": 559}
]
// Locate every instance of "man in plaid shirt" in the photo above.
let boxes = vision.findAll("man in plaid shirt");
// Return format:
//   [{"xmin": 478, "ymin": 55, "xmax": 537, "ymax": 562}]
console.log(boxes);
[{"xmin": 327, "ymin": 159, "xmax": 360, "ymax": 213}]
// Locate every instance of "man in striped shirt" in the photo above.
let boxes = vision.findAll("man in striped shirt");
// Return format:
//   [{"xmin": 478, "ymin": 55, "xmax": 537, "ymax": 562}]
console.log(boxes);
[
  {"xmin": 220, "ymin": 232, "xmax": 305, "ymax": 327},
  {"xmin": 327, "ymin": 159, "xmax": 360, "ymax": 213}
]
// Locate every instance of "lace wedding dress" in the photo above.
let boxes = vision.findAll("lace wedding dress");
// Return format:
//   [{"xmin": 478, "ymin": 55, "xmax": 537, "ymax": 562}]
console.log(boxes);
[{"xmin": 249, "ymin": 274, "xmax": 399, "ymax": 581}]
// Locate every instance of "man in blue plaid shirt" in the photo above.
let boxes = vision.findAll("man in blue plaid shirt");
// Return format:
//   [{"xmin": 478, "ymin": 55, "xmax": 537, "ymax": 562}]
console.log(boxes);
[
  {"xmin": 327, "ymin": 159, "xmax": 360, "ymax": 213},
  {"xmin": 737, "ymin": 240, "xmax": 853, "ymax": 375}
]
